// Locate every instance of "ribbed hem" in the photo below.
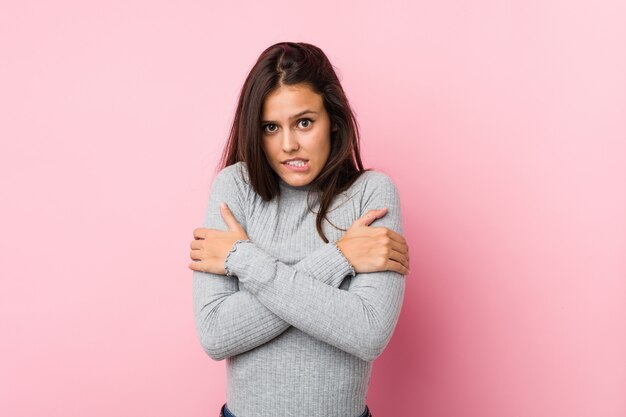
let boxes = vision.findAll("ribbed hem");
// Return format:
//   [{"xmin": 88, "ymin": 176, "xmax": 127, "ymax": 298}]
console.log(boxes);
[
  {"xmin": 223, "ymin": 240, "xmax": 274, "ymax": 294},
  {"xmin": 330, "ymin": 241, "xmax": 356, "ymax": 278},
  {"xmin": 224, "ymin": 239, "xmax": 252, "ymax": 277}
]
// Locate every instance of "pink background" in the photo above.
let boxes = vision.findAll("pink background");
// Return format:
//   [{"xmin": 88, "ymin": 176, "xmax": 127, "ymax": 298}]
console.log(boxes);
[{"xmin": 1, "ymin": 1, "xmax": 624, "ymax": 416}]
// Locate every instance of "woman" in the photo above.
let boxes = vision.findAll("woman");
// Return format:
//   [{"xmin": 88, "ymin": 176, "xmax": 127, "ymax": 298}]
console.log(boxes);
[{"xmin": 189, "ymin": 42, "xmax": 410, "ymax": 417}]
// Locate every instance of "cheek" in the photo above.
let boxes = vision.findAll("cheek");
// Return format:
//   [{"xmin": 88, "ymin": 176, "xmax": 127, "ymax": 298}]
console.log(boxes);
[
  {"xmin": 261, "ymin": 141, "xmax": 275, "ymax": 160},
  {"xmin": 311, "ymin": 133, "xmax": 331, "ymax": 156},
  {"xmin": 321, "ymin": 137, "xmax": 331, "ymax": 159}
]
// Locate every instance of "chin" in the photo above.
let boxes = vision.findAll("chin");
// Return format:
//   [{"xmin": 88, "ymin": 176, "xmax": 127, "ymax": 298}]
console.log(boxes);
[
  {"xmin": 283, "ymin": 173, "xmax": 313, "ymax": 186},
  {"xmin": 288, "ymin": 178, "xmax": 311, "ymax": 187}
]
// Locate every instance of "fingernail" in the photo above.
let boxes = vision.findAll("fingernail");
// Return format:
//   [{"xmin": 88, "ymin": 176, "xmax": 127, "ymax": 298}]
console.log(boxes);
[{"xmin": 221, "ymin": 202, "xmax": 227, "ymax": 209}]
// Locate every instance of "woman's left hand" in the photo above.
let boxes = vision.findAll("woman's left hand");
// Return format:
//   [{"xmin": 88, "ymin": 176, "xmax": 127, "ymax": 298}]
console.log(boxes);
[{"xmin": 188, "ymin": 202, "xmax": 249, "ymax": 275}]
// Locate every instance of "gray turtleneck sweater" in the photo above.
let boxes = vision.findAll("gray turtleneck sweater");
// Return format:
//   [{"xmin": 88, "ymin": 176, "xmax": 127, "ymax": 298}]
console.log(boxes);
[{"xmin": 192, "ymin": 161, "xmax": 405, "ymax": 417}]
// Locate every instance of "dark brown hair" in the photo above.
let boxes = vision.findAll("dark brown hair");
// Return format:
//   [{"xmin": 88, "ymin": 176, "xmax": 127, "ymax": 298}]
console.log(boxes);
[{"xmin": 217, "ymin": 41, "xmax": 369, "ymax": 243}]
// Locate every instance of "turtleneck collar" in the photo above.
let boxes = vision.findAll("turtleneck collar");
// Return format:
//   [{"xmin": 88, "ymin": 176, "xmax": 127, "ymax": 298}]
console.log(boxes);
[{"xmin": 278, "ymin": 176, "xmax": 314, "ymax": 191}]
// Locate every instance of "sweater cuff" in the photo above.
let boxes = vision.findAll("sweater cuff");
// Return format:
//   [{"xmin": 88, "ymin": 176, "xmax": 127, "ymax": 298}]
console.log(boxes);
[
  {"xmin": 223, "ymin": 240, "xmax": 277, "ymax": 294},
  {"xmin": 224, "ymin": 239, "xmax": 252, "ymax": 277},
  {"xmin": 289, "ymin": 241, "xmax": 356, "ymax": 287}
]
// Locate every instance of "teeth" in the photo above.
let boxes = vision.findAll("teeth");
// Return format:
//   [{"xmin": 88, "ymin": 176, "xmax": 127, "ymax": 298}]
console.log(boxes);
[{"xmin": 286, "ymin": 160, "xmax": 306, "ymax": 167}]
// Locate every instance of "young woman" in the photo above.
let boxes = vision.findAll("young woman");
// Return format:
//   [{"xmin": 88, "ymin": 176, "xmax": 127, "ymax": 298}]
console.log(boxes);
[{"xmin": 189, "ymin": 42, "xmax": 410, "ymax": 417}]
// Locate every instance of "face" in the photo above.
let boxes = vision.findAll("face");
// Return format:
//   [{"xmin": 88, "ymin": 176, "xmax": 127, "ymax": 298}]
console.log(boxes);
[{"xmin": 260, "ymin": 83, "xmax": 334, "ymax": 187}]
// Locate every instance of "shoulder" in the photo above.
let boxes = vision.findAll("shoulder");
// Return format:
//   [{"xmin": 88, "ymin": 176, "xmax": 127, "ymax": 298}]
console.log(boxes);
[
  {"xmin": 214, "ymin": 161, "xmax": 249, "ymax": 182},
  {"xmin": 205, "ymin": 162, "xmax": 251, "ymax": 227},
  {"xmin": 209, "ymin": 162, "xmax": 254, "ymax": 209},
  {"xmin": 352, "ymin": 169, "xmax": 401, "ymax": 202},
  {"xmin": 354, "ymin": 169, "xmax": 398, "ymax": 189},
  {"xmin": 212, "ymin": 161, "xmax": 251, "ymax": 190},
  {"xmin": 351, "ymin": 169, "xmax": 403, "ymax": 233}
]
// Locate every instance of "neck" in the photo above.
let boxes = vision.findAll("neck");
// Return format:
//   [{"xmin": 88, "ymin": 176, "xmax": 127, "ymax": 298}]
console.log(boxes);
[{"xmin": 278, "ymin": 176, "xmax": 313, "ymax": 191}]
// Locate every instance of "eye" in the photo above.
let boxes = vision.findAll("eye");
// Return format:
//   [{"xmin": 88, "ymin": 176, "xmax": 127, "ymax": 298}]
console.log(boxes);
[
  {"xmin": 262, "ymin": 123, "xmax": 278, "ymax": 134},
  {"xmin": 298, "ymin": 118, "xmax": 313, "ymax": 128}
]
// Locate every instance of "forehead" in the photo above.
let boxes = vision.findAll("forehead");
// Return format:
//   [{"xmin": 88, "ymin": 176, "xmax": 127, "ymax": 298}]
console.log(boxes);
[{"xmin": 262, "ymin": 84, "xmax": 323, "ymax": 116}]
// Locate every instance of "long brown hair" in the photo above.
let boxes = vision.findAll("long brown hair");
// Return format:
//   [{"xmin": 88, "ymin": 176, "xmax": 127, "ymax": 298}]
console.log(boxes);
[{"xmin": 217, "ymin": 41, "xmax": 369, "ymax": 243}]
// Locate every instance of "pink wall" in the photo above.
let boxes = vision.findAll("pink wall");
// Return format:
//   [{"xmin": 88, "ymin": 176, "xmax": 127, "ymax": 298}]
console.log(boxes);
[{"xmin": 1, "ymin": 1, "xmax": 624, "ymax": 416}]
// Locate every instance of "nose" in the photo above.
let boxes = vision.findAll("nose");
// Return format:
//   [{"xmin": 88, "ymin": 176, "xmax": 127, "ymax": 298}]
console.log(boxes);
[{"xmin": 281, "ymin": 129, "xmax": 299, "ymax": 153}]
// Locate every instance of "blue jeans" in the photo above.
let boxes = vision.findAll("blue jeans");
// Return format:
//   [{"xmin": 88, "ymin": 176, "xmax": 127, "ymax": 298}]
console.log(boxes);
[{"xmin": 219, "ymin": 403, "xmax": 372, "ymax": 417}]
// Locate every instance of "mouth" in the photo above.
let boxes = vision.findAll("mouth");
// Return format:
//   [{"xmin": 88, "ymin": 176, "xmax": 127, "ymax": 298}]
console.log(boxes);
[{"xmin": 282, "ymin": 159, "xmax": 310, "ymax": 171}]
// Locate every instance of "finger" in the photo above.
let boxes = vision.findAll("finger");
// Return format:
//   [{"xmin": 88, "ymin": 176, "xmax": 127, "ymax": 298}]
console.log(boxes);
[
  {"xmin": 385, "ymin": 228, "xmax": 407, "ymax": 246},
  {"xmin": 373, "ymin": 235, "xmax": 406, "ymax": 258},
  {"xmin": 190, "ymin": 240, "xmax": 202, "ymax": 250},
  {"xmin": 220, "ymin": 202, "xmax": 243, "ymax": 231},
  {"xmin": 188, "ymin": 260, "xmax": 202, "ymax": 272},
  {"xmin": 387, "ymin": 238, "xmax": 408, "ymax": 255},
  {"xmin": 193, "ymin": 228, "xmax": 208, "ymax": 239},
  {"xmin": 353, "ymin": 208, "xmax": 388, "ymax": 227},
  {"xmin": 387, "ymin": 248, "xmax": 409, "ymax": 270},
  {"xmin": 189, "ymin": 249, "xmax": 203, "ymax": 261},
  {"xmin": 386, "ymin": 259, "xmax": 410, "ymax": 276}
]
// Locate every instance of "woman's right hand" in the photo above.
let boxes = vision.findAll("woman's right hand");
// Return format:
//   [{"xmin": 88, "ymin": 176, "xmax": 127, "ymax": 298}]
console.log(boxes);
[{"xmin": 336, "ymin": 208, "xmax": 410, "ymax": 275}]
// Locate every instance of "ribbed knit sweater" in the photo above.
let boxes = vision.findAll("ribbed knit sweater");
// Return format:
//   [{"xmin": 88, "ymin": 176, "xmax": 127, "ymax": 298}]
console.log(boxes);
[{"xmin": 192, "ymin": 161, "xmax": 406, "ymax": 417}]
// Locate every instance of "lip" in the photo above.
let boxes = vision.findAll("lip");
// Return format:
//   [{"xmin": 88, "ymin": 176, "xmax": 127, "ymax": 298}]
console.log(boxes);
[
  {"xmin": 282, "ymin": 159, "xmax": 310, "ymax": 172},
  {"xmin": 282, "ymin": 157, "xmax": 309, "ymax": 163}
]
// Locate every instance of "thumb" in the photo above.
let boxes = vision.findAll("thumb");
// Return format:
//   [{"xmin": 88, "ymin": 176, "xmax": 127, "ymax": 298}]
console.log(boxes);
[
  {"xmin": 220, "ymin": 202, "xmax": 243, "ymax": 231},
  {"xmin": 353, "ymin": 208, "xmax": 388, "ymax": 227}
]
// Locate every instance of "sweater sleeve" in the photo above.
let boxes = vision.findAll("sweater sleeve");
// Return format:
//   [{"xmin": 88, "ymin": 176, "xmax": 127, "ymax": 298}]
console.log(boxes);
[
  {"xmin": 224, "ymin": 173, "xmax": 406, "ymax": 362},
  {"xmin": 192, "ymin": 166, "xmax": 355, "ymax": 361}
]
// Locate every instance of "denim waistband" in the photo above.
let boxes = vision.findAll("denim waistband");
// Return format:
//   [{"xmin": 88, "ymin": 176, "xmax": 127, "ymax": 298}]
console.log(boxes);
[{"xmin": 219, "ymin": 403, "xmax": 372, "ymax": 417}]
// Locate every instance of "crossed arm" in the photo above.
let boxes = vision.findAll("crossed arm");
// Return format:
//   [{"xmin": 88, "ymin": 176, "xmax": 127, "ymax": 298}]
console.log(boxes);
[
  {"xmin": 192, "ymin": 240, "xmax": 355, "ymax": 360},
  {"xmin": 192, "ymin": 170, "xmax": 405, "ymax": 362}
]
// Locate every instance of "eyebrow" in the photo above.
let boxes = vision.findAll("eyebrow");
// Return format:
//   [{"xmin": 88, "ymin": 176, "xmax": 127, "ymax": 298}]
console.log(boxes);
[{"xmin": 261, "ymin": 110, "xmax": 319, "ymax": 124}]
